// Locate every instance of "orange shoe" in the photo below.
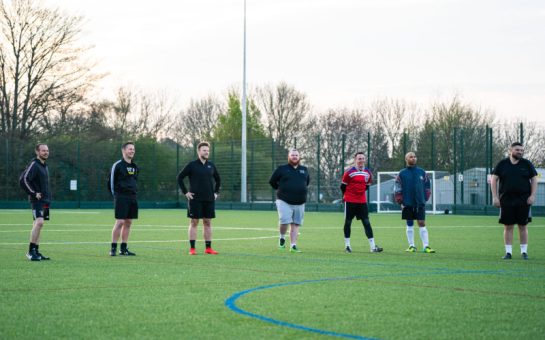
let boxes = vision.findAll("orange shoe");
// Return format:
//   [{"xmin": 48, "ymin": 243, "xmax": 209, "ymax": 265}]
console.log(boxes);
[
  {"xmin": 204, "ymin": 248, "xmax": 219, "ymax": 255},
  {"xmin": 189, "ymin": 248, "xmax": 197, "ymax": 255}
]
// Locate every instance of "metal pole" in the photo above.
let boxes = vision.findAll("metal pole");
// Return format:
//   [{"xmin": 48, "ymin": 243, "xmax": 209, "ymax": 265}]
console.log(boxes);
[
  {"xmin": 485, "ymin": 126, "xmax": 489, "ymax": 206},
  {"xmin": 316, "ymin": 135, "xmax": 321, "ymax": 204},
  {"xmin": 431, "ymin": 131, "xmax": 435, "ymax": 171},
  {"xmin": 341, "ymin": 134, "xmax": 345, "ymax": 177},
  {"xmin": 76, "ymin": 140, "xmax": 81, "ymax": 208},
  {"xmin": 520, "ymin": 122, "xmax": 524, "ymax": 144},
  {"xmin": 176, "ymin": 143, "xmax": 180, "ymax": 207},
  {"xmin": 240, "ymin": 0, "xmax": 248, "ymax": 203},
  {"xmin": 271, "ymin": 139, "xmax": 275, "ymax": 202},
  {"xmin": 453, "ymin": 128, "xmax": 457, "ymax": 213},
  {"xmin": 460, "ymin": 129, "xmax": 464, "ymax": 205}
]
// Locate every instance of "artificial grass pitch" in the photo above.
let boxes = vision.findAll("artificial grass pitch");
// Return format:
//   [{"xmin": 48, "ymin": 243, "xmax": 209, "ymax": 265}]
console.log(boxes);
[{"xmin": 0, "ymin": 209, "xmax": 544, "ymax": 339}]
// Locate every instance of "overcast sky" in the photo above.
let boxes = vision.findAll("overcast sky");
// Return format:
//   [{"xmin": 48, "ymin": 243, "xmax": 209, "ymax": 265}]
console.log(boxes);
[{"xmin": 44, "ymin": 0, "xmax": 545, "ymax": 123}]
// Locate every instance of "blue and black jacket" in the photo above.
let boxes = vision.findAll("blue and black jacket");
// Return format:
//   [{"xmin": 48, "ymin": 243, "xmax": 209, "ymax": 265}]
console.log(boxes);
[{"xmin": 394, "ymin": 166, "xmax": 430, "ymax": 207}]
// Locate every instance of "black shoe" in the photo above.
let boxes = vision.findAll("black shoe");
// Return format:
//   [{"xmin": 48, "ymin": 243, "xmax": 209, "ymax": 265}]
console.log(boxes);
[
  {"xmin": 502, "ymin": 253, "xmax": 512, "ymax": 260},
  {"xmin": 371, "ymin": 246, "xmax": 384, "ymax": 253},
  {"xmin": 522, "ymin": 252, "xmax": 528, "ymax": 260},
  {"xmin": 109, "ymin": 249, "xmax": 116, "ymax": 256},
  {"xmin": 119, "ymin": 249, "xmax": 136, "ymax": 256},
  {"xmin": 26, "ymin": 249, "xmax": 40, "ymax": 261},
  {"xmin": 36, "ymin": 252, "xmax": 50, "ymax": 260},
  {"xmin": 345, "ymin": 246, "xmax": 352, "ymax": 253}
]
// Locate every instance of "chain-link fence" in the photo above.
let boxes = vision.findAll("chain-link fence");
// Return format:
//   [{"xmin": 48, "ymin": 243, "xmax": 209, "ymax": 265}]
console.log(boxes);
[{"xmin": 1, "ymin": 122, "xmax": 544, "ymax": 214}]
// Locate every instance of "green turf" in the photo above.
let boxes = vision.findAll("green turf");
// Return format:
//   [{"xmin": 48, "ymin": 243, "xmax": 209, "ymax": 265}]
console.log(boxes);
[{"xmin": 0, "ymin": 209, "xmax": 544, "ymax": 339}]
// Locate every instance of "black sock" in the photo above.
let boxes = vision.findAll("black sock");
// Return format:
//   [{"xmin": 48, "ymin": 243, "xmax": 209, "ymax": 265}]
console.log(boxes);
[
  {"xmin": 205, "ymin": 241, "xmax": 212, "ymax": 248},
  {"xmin": 343, "ymin": 220, "xmax": 352, "ymax": 238},
  {"xmin": 279, "ymin": 238, "xmax": 286, "ymax": 246},
  {"xmin": 190, "ymin": 240, "xmax": 196, "ymax": 248},
  {"xmin": 29, "ymin": 243, "xmax": 37, "ymax": 253},
  {"xmin": 362, "ymin": 219, "xmax": 374, "ymax": 239},
  {"xmin": 121, "ymin": 242, "xmax": 127, "ymax": 251},
  {"xmin": 111, "ymin": 242, "xmax": 117, "ymax": 250}
]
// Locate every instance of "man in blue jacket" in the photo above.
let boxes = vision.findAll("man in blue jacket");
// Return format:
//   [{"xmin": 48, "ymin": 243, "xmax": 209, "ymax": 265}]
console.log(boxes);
[{"xmin": 394, "ymin": 152, "xmax": 435, "ymax": 253}]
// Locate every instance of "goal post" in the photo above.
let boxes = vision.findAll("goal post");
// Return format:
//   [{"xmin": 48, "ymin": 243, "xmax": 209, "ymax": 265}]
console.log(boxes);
[{"xmin": 375, "ymin": 171, "xmax": 438, "ymax": 214}]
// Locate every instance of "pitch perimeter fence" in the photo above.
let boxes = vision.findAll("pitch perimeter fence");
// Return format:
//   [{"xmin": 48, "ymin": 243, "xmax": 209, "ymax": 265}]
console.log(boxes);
[{"xmin": 1, "ymin": 123, "xmax": 544, "ymax": 215}]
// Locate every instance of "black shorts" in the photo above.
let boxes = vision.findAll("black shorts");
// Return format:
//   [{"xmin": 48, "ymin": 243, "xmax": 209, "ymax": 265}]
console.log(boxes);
[
  {"xmin": 344, "ymin": 202, "xmax": 369, "ymax": 221},
  {"xmin": 32, "ymin": 201, "xmax": 50, "ymax": 220},
  {"xmin": 188, "ymin": 200, "xmax": 215, "ymax": 219},
  {"xmin": 402, "ymin": 206, "xmax": 425, "ymax": 221},
  {"xmin": 115, "ymin": 196, "xmax": 138, "ymax": 219},
  {"xmin": 499, "ymin": 204, "xmax": 531, "ymax": 225}
]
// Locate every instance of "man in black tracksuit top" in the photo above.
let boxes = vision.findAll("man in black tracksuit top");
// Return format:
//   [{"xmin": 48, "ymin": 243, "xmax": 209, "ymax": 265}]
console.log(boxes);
[
  {"xmin": 19, "ymin": 143, "xmax": 51, "ymax": 261},
  {"xmin": 108, "ymin": 142, "xmax": 138, "ymax": 256},
  {"xmin": 269, "ymin": 148, "xmax": 310, "ymax": 253},
  {"xmin": 177, "ymin": 142, "xmax": 221, "ymax": 255}
]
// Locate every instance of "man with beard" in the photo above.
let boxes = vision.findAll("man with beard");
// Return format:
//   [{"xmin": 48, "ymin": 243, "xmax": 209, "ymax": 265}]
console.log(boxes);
[
  {"xmin": 394, "ymin": 152, "xmax": 436, "ymax": 253},
  {"xmin": 269, "ymin": 149, "xmax": 310, "ymax": 253},
  {"xmin": 491, "ymin": 142, "xmax": 537, "ymax": 260},
  {"xmin": 19, "ymin": 143, "xmax": 52, "ymax": 261},
  {"xmin": 108, "ymin": 142, "xmax": 139, "ymax": 256},
  {"xmin": 177, "ymin": 142, "xmax": 221, "ymax": 255}
]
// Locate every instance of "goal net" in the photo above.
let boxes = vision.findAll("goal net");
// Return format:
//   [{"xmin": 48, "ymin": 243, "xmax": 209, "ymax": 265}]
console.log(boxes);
[{"xmin": 374, "ymin": 171, "xmax": 440, "ymax": 214}]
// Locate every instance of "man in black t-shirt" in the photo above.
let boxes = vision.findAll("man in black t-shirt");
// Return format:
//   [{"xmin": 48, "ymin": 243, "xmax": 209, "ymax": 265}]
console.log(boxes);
[
  {"xmin": 269, "ymin": 148, "xmax": 310, "ymax": 253},
  {"xmin": 491, "ymin": 142, "xmax": 537, "ymax": 260},
  {"xmin": 108, "ymin": 142, "xmax": 139, "ymax": 256},
  {"xmin": 177, "ymin": 142, "xmax": 221, "ymax": 255}
]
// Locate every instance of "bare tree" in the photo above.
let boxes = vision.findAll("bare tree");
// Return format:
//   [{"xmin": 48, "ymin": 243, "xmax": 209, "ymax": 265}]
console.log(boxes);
[
  {"xmin": 101, "ymin": 87, "xmax": 176, "ymax": 140},
  {"xmin": 174, "ymin": 94, "xmax": 223, "ymax": 146},
  {"xmin": 367, "ymin": 98, "xmax": 421, "ymax": 160},
  {"xmin": 306, "ymin": 108, "xmax": 369, "ymax": 202},
  {"xmin": 256, "ymin": 82, "xmax": 311, "ymax": 148},
  {"xmin": 0, "ymin": 0, "xmax": 97, "ymax": 138},
  {"xmin": 494, "ymin": 120, "xmax": 545, "ymax": 167}
]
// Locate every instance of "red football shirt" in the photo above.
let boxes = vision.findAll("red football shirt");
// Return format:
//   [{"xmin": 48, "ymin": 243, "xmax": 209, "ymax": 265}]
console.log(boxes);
[{"xmin": 342, "ymin": 167, "xmax": 372, "ymax": 203}]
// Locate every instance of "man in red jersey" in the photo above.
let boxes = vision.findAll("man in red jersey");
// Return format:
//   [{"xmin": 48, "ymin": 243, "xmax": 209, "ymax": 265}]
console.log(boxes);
[{"xmin": 340, "ymin": 152, "xmax": 383, "ymax": 253}]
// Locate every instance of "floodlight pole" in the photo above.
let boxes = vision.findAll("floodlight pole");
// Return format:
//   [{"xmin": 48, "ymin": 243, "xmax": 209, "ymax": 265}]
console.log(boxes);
[{"xmin": 241, "ymin": 0, "xmax": 248, "ymax": 203}]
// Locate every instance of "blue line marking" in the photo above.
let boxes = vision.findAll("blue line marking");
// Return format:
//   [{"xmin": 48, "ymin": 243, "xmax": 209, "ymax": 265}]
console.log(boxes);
[{"xmin": 225, "ymin": 270, "xmax": 505, "ymax": 339}]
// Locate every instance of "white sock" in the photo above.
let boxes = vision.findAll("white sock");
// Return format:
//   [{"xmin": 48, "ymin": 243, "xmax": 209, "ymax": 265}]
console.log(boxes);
[
  {"xmin": 291, "ymin": 243, "xmax": 296, "ymax": 248},
  {"xmin": 505, "ymin": 245, "xmax": 512, "ymax": 254},
  {"xmin": 344, "ymin": 238, "xmax": 351, "ymax": 247},
  {"xmin": 280, "ymin": 233, "xmax": 286, "ymax": 240},
  {"xmin": 419, "ymin": 227, "xmax": 429, "ymax": 248},
  {"xmin": 520, "ymin": 244, "xmax": 527, "ymax": 253},
  {"xmin": 406, "ymin": 226, "xmax": 414, "ymax": 246},
  {"xmin": 368, "ymin": 238, "xmax": 376, "ymax": 250}
]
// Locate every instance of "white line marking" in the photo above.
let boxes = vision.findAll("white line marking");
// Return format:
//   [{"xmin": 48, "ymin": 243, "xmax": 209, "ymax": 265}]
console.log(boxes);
[{"xmin": 0, "ymin": 235, "xmax": 277, "ymax": 246}]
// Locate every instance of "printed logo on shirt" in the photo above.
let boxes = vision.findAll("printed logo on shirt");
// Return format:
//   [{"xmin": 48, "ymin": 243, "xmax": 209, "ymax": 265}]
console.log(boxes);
[
  {"xmin": 299, "ymin": 170, "xmax": 305, "ymax": 174},
  {"xmin": 127, "ymin": 167, "xmax": 136, "ymax": 175}
]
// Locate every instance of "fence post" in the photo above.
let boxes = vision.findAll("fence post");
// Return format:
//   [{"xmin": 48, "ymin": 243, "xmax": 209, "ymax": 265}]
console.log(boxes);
[
  {"xmin": 402, "ymin": 131, "xmax": 407, "ymax": 168},
  {"xmin": 250, "ymin": 140, "xmax": 255, "ymax": 202},
  {"xmin": 76, "ymin": 140, "xmax": 81, "ymax": 208},
  {"xmin": 316, "ymin": 134, "xmax": 321, "ymax": 204},
  {"xmin": 340, "ymin": 134, "xmax": 345, "ymax": 177},
  {"xmin": 453, "ymin": 127, "xmax": 457, "ymax": 214},
  {"xmin": 485, "ymin": 126, "xmax": 489, "ymax": 206},
  {"xmin": 367, "ymin": 132, "xmax": 371, "ymax": 169},
  {"xmin": 176, "ymin": 143, "xmax": 180, "ymax": 207},
  {"xmin": 230, "ymin": 141, "xmax": 234, "ymax": 202},
  {"xmin": 488, "ymin": 126, "xmax": 493, "ymax": 205},
  {"xmin": 271, "ymin": 139, "xmax": 275, "ymax": 202},
  {"xmin": 431, "ymin": 131, "xmax": 435, "ymax": 171},
  {"xmin": 460, "ymin": 129, "xmax": 464, "ymax": 205}
]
